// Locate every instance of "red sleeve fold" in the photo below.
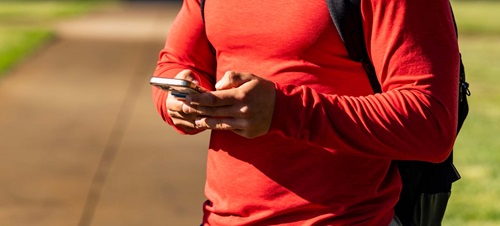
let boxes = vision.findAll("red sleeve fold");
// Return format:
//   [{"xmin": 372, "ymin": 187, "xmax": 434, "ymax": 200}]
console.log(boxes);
[{"xmin": 270, "ymin": 0, "xmax": 459, "ymax": 162}]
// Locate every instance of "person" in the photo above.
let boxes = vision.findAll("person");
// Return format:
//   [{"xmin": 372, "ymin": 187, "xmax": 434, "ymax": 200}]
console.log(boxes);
[{"xmin": 151, "ymin": 0, "xmax": 459, "ymax": 225}]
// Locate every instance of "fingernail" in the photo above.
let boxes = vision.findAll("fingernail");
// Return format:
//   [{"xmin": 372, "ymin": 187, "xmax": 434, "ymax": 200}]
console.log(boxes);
[
  {"xmin": 195, "ymin": 118, "xmax": 202, "ymax": 128},
  {"xmin": 215, "ymin": 82, "xmax": 222, "ymax": 90},
  {"xmin": 182, "ymin": 103, "xmax": 190, "ymax": 113}
]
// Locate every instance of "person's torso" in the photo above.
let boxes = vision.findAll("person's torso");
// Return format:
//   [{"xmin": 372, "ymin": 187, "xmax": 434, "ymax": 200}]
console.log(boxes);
[
  {"xmin": 201, "ymin": 1, "xmax": 399, "ymax": 225},
  {"xmin": 204, "ymin": 0, "xmax": 374, "ymax": 96}
]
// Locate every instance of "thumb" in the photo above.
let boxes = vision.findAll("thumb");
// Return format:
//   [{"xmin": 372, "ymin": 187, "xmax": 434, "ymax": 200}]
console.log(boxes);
[
  {"xmin": 215, "ymin": 71, "xmax": 251, "ymax": 90},
  {"xmin": 175, "ymin": 69, "xmax": 197, "ymax": 83}
]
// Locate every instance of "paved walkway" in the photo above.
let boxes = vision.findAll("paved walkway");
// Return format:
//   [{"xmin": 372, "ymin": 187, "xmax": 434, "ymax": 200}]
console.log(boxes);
[{"xmin": 0, "ymin": 2, "xmax": 209, "ymax": 226}]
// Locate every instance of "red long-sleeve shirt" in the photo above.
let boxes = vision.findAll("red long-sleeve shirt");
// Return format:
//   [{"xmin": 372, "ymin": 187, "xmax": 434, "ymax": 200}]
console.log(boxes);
[{"xmin": 152, "ymin": 0, "xmax": 459, "ymax": 225}]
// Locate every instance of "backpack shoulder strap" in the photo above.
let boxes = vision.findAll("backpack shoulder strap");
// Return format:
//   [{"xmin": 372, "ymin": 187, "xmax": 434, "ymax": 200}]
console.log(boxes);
[
  {"xmin": 200, "ymin": 0, "xmax": 207, "ymax": 22},
  {"xmin": 326, "ymin": 0, "xmax": 382, "ymax": 93},
  {"xmin": 199, "ymin": 0, "xmax": 216, "ymax": 54}
]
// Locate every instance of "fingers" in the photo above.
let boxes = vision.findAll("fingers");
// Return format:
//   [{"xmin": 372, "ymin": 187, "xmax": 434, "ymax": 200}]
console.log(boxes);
[
  {"xmin": 183, "ymin": 103, "xmax": 247, "ymax": 118},
  {"xmin": 195, "ymin": 117, "xmax": 247, "ymax": 131},
  {"xmin": 166, "ymin": 92, "xmax": 184, "ymax": 111},
  {"xmin": 166, "ymin": 91, "xmax": 199, "ymax": 129},
  {"xmin": 183, "ymin": 88, "xmax": 251, "ymax": 118},
  {"xmin": 174, "ymin": 70, "xmax": 275, "ymax": 139},
  {"xmin": 163, "ymin": 69, "xmax": 207, "ymax": 131},
  {"xmin": 186, "ymin": 90, "xmax": 239, "ymax": 108},
  {"xmin": 215, "ymin": 71, "xmax": 253, "ymax": 90},
  {"xmin": 169, "ymin": 111, "xmax": 196, "ymax": 126},
  {"xmin": 186, "ymin": 71, "xmax": 254, "ymax": 107},
  {"xmin": 175, "ymin": 69, "xmax": 195, "ymax": 81},
  {"xmin": 194, "ymin": 117, "xmax": 265, "ymax": 139}
]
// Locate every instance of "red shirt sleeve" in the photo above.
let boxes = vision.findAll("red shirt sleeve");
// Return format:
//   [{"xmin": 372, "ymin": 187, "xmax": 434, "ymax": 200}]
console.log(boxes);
[
  {"xmin": 270, "ymin": 0, "xmax": 459, "ymax": 162},
  {"xmin": 152, "ymin": 0, "xmax": 216, "ymax": 134}
]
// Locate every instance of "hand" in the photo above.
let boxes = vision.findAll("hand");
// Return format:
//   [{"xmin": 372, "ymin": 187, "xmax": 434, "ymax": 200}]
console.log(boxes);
[
  {"xmin": 166, "ymin": 69, "xmax": 204, "ymax": 133},
  {"xmin": 183, "ymin": 71, "xmax": 276, "ymax": 138}
]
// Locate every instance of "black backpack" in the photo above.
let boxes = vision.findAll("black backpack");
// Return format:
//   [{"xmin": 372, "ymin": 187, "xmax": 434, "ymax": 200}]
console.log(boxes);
[{"xmin": 200, "ymin": 1, "xmax": 470, "ymax": 225}]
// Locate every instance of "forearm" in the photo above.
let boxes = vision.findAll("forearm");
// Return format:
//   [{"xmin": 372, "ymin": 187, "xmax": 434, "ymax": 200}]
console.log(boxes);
[
  {"xmin": 269, "ymin": 0, "xmax": 459, "ymax": 162},
  {"xmin": 151, "ymin": 0, "xmax": 216, "ymax": 133},
  {"xmin": 270, "ymin": 84, "xmax": 457, "ymax": 162}
]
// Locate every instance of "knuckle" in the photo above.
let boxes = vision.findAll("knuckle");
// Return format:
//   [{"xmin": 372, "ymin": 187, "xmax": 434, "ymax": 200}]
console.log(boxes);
[
  {"xmin": 166, "ymin": 98, "xmax": 181, "ymax": 111},
  {"xmin": 226, "ymin": 71, "xmax": 235, "ymax": 83},
  {"xmin": 239, "ymin": 120, "xmax": 251, "ymax": 130},
  {"xmin": 238, "ymin": 106, "xmax": 249, "ymax": 117},
  {"xmin": 166, "ymin": 99, "xmax": 174, "ymax": 110},
  {"xmin": 215, "ymin": 123, "xmax": 226, "ymax": 130},
  {"xmin": 235, "ymin": 89, "xmax": 246, "ymax": 100},
  {"xmin": 228, "ymin": 115, "xmax": 248, "ymax": 130},
  {"xmin": 227, "ymin": 70, "xmax": 237, "ymax": 78}
]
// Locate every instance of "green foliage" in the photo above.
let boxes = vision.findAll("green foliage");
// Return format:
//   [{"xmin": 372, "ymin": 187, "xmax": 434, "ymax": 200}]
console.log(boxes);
[{"xmin": 0, "ymin": 1, "xmax": 99, "ymax": 75}]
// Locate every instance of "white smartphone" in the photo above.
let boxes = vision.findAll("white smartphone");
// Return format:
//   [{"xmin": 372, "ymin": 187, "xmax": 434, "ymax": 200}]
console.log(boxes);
[{"xmin": 149, "ymin": 76, "xmax": 209, "ymax": 99}]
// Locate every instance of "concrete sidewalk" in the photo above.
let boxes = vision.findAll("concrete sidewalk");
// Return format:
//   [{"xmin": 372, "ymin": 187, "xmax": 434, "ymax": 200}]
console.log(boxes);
[{"xmin": 0, "ymin": 2, "xmax": 209, "ymax": 226}]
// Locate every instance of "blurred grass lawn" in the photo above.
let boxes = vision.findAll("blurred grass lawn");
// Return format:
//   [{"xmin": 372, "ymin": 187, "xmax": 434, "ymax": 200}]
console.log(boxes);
[
  {"xmin": 0, "ymin": 1, "xmax": 103, "ymax": 74},
  {"xmin": 445, "ymin": 35, "xmax": 500, "ymax": 226},
  {"xmin": 444, "ymin": 1, "xmax": 500, "ymax": 226},
  {"xmin": 0, "ymin": 28, "xmax": 53, "ymax": 74},
  {"xmin": 0, "ymin": 0, "xmax": 499, "ymax": 225}
]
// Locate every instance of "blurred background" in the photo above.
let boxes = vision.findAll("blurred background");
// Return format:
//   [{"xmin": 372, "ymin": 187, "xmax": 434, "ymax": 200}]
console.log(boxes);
[
  {"xmin": 0, "ymin": 0, "xmax": 209, "ymax": 226},
  {"xmin": 0, "ymin": 0, "xmax": 498, "ymax": 225}
]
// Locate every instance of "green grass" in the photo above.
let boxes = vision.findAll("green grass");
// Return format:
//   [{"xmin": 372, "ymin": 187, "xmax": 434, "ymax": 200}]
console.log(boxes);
[
  {"xmin": 0, "ymin": 1, "xmax": 94, "ymax": 23},
  {"xmin": 0, "ymin": 1, "xmax": 100, "ymax": 75},
  {"xmin": 452, "ymin": 1, "xmax": 500, "ymax": 35},
  {"xmin": 0, "ymin": 28, "xmax": 54, "ymax": 74},
  {"xmin": 443, "ymin": 1, "xmax": 500, "ymax": 225},
  {"xmin": 443, "ymin": 35, "xmax": 500, "ymax": 226}
]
